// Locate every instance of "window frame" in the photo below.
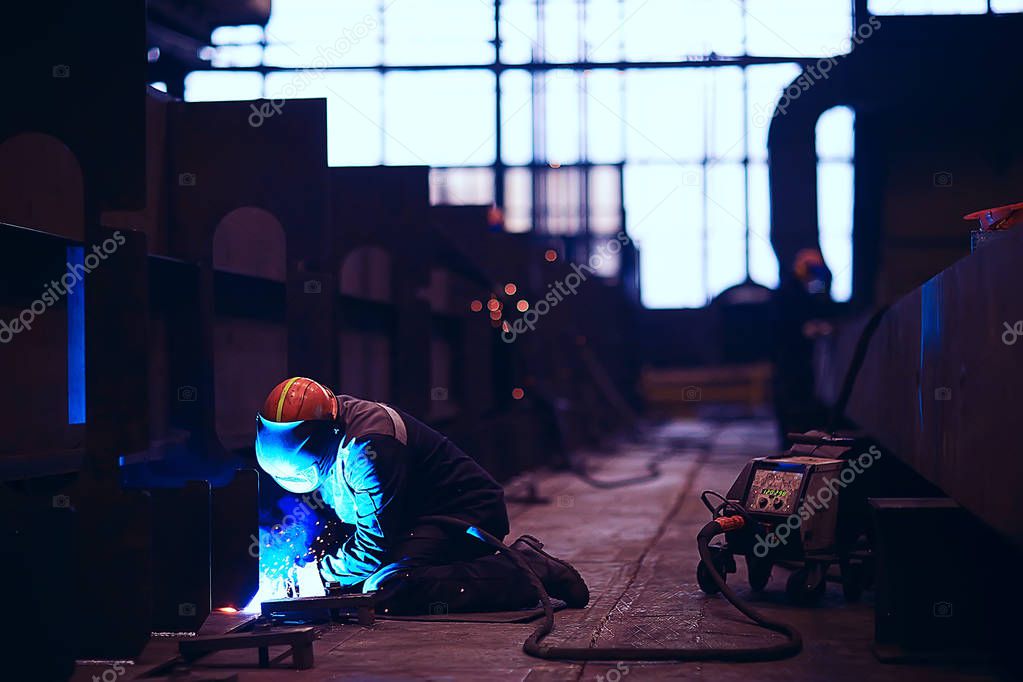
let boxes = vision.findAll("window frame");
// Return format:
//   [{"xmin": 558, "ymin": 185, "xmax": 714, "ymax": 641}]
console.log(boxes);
[{"xmin": 181, "ymin": 0, "xmax": 875, "ymax": 308}]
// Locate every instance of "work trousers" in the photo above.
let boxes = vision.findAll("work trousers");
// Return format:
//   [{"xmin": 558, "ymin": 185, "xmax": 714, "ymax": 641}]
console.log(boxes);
[{"xmin": 361, "ymin": 523, "xmax": 539, "ymax": 615}]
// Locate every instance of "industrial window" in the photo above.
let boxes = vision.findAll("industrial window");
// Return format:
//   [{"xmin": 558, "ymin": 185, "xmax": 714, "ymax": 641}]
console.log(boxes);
[
  {"xmin": 184, "ymin": 70, "xmax": 263, "ymax": 101},
  {"xmin": 183, "ymin": 0, "xmax": 863, "ymax": 308},
  {"xmin": 816, "ymin": 107, "xmax": 855, "ymax": 303}
]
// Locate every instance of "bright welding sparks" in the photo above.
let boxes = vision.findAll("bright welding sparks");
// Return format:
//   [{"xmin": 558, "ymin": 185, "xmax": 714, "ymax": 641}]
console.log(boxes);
[
  {"xmin": 242, "ymin": 493, "xmax": 329, "ymax": 613},
  {"xmin": 243, "ymin": 563, "xmax": 324, "ymax": 613}
]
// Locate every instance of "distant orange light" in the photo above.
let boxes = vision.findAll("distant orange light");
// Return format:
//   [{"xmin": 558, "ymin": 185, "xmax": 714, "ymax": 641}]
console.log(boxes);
[
  {"xmin": 217, "ymin": 607, "xmax": 238, "ymax": 613},
  {"xmin": 544, "ymin": 249, "xmax": 558, "ymax": 262},
  {"xmin": 504, "ymin": 283, "xmax": 517, "ymax": 296},
  {"xmin": 470, "ymin": 299, "xmax": 483, "ymax": 312},
  {"xmin": 490, "ymin": 310, "xmax": 502, "ymax": 320},
  {"xmin": 516, "ymin": 300, "xmax": 529, "ymax": 312},
  {"xmin": 512, "ymin": 388, "xmax": 525, "ymax": 400},
  {"xmin": 487, "ymin": 204, "xmax": 505, "ymax": 227},
  {"xmin": 487, "ymin": 299, "xmax": 500, "ymax": 312}
]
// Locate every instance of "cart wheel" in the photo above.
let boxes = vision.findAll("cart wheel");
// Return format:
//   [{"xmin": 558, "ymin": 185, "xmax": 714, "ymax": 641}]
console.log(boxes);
[
  {"xmin": 785, "ymin": 563, "xmax": 826, "ymax": 605},
  {"xmin": 747, "ymin": 557, "xmax": 772, "ymax": 592},
  {"xmin": 697, "ymin": 548, "xmax": 730, "ymax": 595},
  {"xmin": 840, "ymin": 561, "xmax": 864, "ymax": 602}
]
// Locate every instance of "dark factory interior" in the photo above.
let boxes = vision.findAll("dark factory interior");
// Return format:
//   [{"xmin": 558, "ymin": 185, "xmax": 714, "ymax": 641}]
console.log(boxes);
[{"xmin": 3, "ymin": 1, "xmax": 1023, "ymax": 680}]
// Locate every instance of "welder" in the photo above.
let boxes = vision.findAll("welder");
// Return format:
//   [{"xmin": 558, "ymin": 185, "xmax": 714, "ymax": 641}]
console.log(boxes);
[
  {"xmin": 770, "ymin": 248, "xmax": 837, "ymax": 447},
  {"xmin": 254, "ymin": 377, "xmax": 589, "ymax": 615}
]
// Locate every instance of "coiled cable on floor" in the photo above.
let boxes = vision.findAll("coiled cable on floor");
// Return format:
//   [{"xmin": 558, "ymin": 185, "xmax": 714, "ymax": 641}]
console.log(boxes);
[
  {"xmin": 419, "ymin": 514, "xmax": 802, "ymax": 662},
  {"xmin": 569, "ymin": 455, "xmax": 662, "ymax": 489},
  {"xmin": 569, "ymin": 427, "xmax": 722, "ymax": 490}
]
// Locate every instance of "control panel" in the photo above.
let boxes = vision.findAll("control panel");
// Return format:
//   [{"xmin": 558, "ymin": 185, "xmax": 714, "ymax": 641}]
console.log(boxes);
[{"xmin": 745, "ymin": 466, "xmax": 805, "ymax": 515}]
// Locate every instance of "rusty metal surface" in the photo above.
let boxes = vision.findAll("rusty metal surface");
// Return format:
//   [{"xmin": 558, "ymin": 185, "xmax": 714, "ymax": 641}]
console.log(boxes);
[{"xmin": 823, "ymin": 229, "xmax": 1023, "ymax": 547}]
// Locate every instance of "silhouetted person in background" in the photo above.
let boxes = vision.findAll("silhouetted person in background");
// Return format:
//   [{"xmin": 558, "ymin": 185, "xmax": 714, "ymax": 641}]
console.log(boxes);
[{"xmin": 771, "ymin": 249, "xmax": 836, "ymax": 447}]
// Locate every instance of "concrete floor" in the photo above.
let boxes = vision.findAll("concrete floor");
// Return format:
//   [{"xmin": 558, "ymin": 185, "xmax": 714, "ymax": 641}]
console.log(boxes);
[{"xmin": 89, "ymin": 419, "xmax": 1009, "ymax": 681}]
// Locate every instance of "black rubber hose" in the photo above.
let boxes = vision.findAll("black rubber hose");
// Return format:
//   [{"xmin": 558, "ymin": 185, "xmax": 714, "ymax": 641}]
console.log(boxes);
[
  {"xmin": 571, "ymin": 456, "xmax": 662, "ymax": 489},
  {"xmin": 827, "ymin": 305, "xmax": 891, "ymax": 432},
  {"xmin": 419, "ymin": 515, "xmax": 802, "ymax": 662},
  {"xmin": 571, "ymin": 431, "xmax": 717, "ymax": 490}
]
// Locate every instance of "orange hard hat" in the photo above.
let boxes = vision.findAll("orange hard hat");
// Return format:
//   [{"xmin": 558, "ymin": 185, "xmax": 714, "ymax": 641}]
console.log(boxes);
[
  {"xmin": 963, "ymin": 201, "xmax": 1023, "ymax": 231},
  {"xmin": 260, "ymin": 376, "xmax": 338, "ymax": 423}
]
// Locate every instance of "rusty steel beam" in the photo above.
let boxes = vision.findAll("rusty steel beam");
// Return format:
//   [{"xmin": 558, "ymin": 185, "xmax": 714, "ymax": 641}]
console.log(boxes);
[{"xmin": 821, "ymin": 229, "xmax": 1023, "ymax": 547}]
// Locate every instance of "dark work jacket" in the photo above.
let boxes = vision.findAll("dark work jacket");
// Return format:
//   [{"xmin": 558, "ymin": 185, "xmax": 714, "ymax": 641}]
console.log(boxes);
[{"xmin": 318, "ymin": 395, "xmax": 508, "ymax": 586}]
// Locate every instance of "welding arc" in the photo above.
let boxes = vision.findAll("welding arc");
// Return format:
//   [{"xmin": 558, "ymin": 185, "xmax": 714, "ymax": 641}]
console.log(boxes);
[{"xmin": 418, "ymin": 515, "xmax": 802, "ymax": 663}]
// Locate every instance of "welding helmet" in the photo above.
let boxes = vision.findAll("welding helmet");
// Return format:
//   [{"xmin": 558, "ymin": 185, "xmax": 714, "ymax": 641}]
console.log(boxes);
[{"xmin": 255, "ymin": 377, "xmax": 340, "ymax": 494}]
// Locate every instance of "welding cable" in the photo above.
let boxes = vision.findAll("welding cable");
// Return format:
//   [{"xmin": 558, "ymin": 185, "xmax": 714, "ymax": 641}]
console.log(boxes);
[
  {"xmin": 827, "ymin": 304, "xmax": 891, "ymax": 432},
  {"xmin": 418, "ymin": 514, "xmax": 802, "ymax": 663},
  {"xmin": 569, "ymin": 427, "xmax": 722, "ymax": 490},
  {"xmin": 701, "ymin": 489, "xmax": 734, "ymax": 516},
  {"xmin": 569, "ymin": 454, "xmax": 662, "ymax": 489}
]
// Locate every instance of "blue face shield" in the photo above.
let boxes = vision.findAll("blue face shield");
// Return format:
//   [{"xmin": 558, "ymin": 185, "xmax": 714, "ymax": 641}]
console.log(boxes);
[{"xmin": 255, "ymin": 415, "xmax": 338, "ymax": 493}]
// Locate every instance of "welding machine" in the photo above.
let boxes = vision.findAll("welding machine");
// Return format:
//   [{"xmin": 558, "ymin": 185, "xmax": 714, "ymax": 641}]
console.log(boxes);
[{"xmin": 697, "ymin": 431, "xmax": 877, "ymax": 604}]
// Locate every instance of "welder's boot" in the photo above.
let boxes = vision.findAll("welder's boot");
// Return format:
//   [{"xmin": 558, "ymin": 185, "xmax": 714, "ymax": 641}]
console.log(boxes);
[{"xmin": 510, "ymin": 534, "xmax": 590, "ymax": 608}]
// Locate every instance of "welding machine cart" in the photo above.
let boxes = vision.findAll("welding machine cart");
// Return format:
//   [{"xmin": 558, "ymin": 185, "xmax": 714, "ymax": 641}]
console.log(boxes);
[{"xmin": 696, "ymin": 433, "xmax": 875, "ymax": 604}]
